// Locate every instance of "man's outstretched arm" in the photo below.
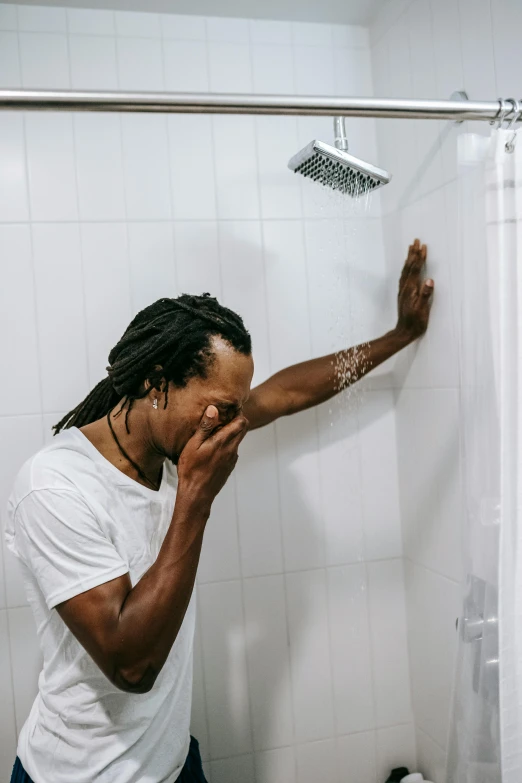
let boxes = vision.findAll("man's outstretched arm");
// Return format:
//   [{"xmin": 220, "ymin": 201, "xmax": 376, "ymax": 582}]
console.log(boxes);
[{"xmin": 243, "ymin": 239, "xmax": 433, "ymax": 430}]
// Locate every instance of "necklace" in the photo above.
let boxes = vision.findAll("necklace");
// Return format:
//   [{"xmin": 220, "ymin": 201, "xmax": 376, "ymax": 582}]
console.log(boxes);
[{"xmin": 106, "ymin": 411, "xmax": 161, "ymax": 491}]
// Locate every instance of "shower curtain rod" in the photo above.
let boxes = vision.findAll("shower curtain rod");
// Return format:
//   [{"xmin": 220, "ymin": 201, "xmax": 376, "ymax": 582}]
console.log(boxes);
[{"xmin": 0, "ymin": 88, "xmax": 517, "ymax": 122}]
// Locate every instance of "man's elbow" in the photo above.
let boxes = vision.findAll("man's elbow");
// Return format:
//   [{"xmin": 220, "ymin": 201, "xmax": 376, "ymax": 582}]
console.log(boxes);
[{"xmin": 111, "ymin": 662, "xmax": 158, "ymax": 695}]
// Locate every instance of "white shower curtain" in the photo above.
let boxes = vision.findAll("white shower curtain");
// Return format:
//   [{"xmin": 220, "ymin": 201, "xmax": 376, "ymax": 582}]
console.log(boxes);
[
  {"xmin": 493, "ymin": 129, "xmax": 522, "ymax": 782},
  {"xmin": 446, "ymin": 128, "xmax": 522, "ymax": 783}
]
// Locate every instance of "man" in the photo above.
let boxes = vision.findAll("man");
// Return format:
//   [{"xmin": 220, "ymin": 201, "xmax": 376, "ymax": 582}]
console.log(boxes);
[{"xmin": 6, "ymin": 241, "xmax": 432, "ymax": 783}]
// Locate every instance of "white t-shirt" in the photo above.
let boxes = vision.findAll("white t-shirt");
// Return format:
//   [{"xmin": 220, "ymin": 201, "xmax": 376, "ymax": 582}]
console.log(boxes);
[{"xmin": 5, "ymin": 427, "xmax": 195, "ymax": 783}]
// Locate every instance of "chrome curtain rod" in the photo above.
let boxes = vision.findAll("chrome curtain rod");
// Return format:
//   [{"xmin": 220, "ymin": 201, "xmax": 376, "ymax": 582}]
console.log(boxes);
[{"xmin": 0, "ymin": 89, "xmax": 518, "ymax": 122}]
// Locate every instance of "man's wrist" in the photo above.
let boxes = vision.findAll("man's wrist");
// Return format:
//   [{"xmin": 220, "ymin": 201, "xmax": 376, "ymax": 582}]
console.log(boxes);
[
  {"xmin": 174, "ymin": 489, "xmax": 212, "ymax": 526},
  {"xmin": 387, "ymin": 326, "xmax": 416, "ymax": 350}
]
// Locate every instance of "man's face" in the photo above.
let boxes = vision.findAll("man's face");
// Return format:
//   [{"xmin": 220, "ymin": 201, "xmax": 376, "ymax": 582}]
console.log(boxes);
[{"xmin": 152, "ymin": 335, "xmax": 254, "ymax": 462}]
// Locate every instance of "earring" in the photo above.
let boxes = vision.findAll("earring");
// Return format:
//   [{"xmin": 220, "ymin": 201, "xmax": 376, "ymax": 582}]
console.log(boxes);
[{"xmin": 152, "ymin": 398, "xmax": 158, "ymax": 410}]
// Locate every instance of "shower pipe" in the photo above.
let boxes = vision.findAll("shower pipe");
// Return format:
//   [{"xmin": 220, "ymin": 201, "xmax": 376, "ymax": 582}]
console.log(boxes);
[{"xmin": 0, "ymin": 89, "xmax": 520, "ymax": 123}]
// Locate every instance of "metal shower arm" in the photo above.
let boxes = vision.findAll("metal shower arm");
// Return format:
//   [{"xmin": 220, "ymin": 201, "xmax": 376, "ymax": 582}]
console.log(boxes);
[
  {"xmin": 0, "ymin": 89, "xmax": 518, "ymax": 122},
  {"xmin": 333, "ymin": 116, "xmax": 349, "ymax": 151}
]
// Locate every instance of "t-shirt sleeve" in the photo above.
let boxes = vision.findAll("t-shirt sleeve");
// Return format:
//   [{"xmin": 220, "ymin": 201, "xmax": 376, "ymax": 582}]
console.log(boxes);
[{"xmin": 10, "ymin": 488, "xmax": 129, "ymax": 610}]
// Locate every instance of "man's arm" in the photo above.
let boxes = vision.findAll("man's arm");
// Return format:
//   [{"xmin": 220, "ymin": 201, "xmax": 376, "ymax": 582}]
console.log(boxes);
[
  {"xmin": 244, "ymin": 239, "xmax": 433, "ymax": 430},
  {"xmin": 57, "ymin": 408, "xmax": 248, "ymax": 694}
]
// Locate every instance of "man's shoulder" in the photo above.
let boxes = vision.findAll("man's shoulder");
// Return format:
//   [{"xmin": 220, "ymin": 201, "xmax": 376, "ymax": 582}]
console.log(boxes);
[{"xmin": 9, "ymin": 429, "xmax": 95, "ymax": 510}]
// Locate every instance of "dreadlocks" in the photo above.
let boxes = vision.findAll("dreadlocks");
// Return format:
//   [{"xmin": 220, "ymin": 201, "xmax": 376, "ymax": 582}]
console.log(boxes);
[{"xmin": 53, "ymin": 294, "xmax": 252, "ymax": 435}]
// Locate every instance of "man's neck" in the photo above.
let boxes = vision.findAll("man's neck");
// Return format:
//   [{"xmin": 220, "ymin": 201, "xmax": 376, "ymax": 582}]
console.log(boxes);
[{"xmin": 80, "ymin": 413, "xmax": 164, "ymax": 490}]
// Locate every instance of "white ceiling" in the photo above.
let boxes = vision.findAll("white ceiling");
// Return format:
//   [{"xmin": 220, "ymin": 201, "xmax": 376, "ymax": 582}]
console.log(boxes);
[{"xmin": 7, "ymin": 0, "xmax": 389, "ymax": 26}]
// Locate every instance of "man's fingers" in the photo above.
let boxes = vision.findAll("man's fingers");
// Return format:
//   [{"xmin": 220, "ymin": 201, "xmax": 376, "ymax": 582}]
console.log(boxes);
[
  {"xmin": 400, "ymin": 240, "xmax": 427, "ymax": 290},
  {"xmin": 220, "ymin": 415, "xmax": 249, "ymax": 446},
  {"xmin": 197, "ymin": 405, "xmax": 220, "ymax": 439},
  {"xmin": 207, "ymin": 415, "xmax": 249, "ymax": 454},
  {"xmin": 421, "ymin": 278, "xmax": 434, "ymax": 298},
  {"xmin": 410, "ymin": 242, "xmax": 427, "ymax": 275}
]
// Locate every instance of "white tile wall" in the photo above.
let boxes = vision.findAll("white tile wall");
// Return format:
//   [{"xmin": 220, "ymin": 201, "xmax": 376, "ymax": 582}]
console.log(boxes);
[
  {"xmin": 8, "ymin": 607, "xmax": 42, "ymax": 733},
  {"xmin": 255, "ymin": 746, "xmax": 296, "ymax": 783},
  {"xmin": 327, "ymin": 565, "xmax": 374, "ymax": 734},
  {"xmin": 404, "ymin": 562, "xmax": 461, "ymax": 750},
  {"xmin": 117, "ymin": 37, "xmax": 164, "ymax": 91},
  {"xmin": 212, "ymin": 115, "xmax": 260, "ymax": 220},
  {"xmin": 235, "ymin": 425, "xmax": 283, "ymax": 577},
  {"xmin": 69, "ymin": 35, "xmax": 119, "ymax": 90},
  {"xmin": 25, "ymin": 113, "xmax": 78, "ymax": 221},
  {"xmin": 121, "ymin": 114, "xmax": 172, "ymax": 219},
  {"xmin": 80, "ymin": 223, "xmax": 131, "ymax": 385},
  {"xmin": 115, "ymin": 10, "xmax": 160, "ymax": 38},
  {"xmin": 32, "ymin": 224, "xmax": 89, "ymax": 411},
  {"xmin": 296, "ymin": 738, "xmax": 338, "ymax": 783},
  {"xmin": 251, "ymin": 44, "xmax": 295, "ymax": 95},
  {"xmin": 211, "ymin": 753, "xmax": 255, "ymax": 783},
  {"xmin": 0, "ymin": 31, "xmax": 21, "ymax": 86},
  {"xmin": 243, "ymin": 575, "xmax": 294, "ymax": 750},
  {"xmin": 67, "ymin": 7, "xmax": 115, "ymax": 36},
  {"xmin": 376, "ymin": 723, "xmax": 417, "ymax": 780},
  {"xmin": 0, "ymin": 609, "xmax": 17, "ymax": 781},
  {"xmin": 161, "ymin": 14, "xmax": 206, "ymax": 41},
  {"xmin": 0, "ymin": 6, "xmax": 415, "ymax": 782},
  {"xmin": 199, "ymin": 580, "xmax": 253, "ymax": 758},
  {"xmin": 163, "ymin": 40, "xmax": 208, "ymax": 92},
  {"xmin": 367, "ymin": 560, "xmax": 412, "ymax": 727},
  {"xmin": 0, "ymin": 226, "xmax": 40, "ymax": 416},
  {"xmin": 396, "ymin": 388, "xmax": 463, "ymax": 582},
  {"xmin": 286, "ymin": 569, "xmax": 336, "ymax": 742},
  {"xmin": 0, "ymin": 3, "xmax": 17, "ymax": 30},
  {"xmin": 416, "ymin": 727, "xmax": 447, "ymax": 783},
  {"xmin": 337, "ymin": 731, "xmax": 377, "ymax": 782},
  {"xmin": 17, "ymin": 4, "xmax": 65, "ymax": 31},
  {"xmin": 256, "ymin": 118, "xmax": 302, "ymax": 220},
  {"xmin": 74, "ymin": 114, "xmax": 126, "ymax": 221},
  {"xmin": 128, "ymin": 221, "xmax": 177, "ymax": 311},
  {"xmin": 20, "ymin": 32, "xmax": 70, "ymax": 89},
  {"xmin": 208, "ymin": 42, "xmax": 253, "ymax": 93},
  {"xmin": 0, "ymin": 415, "xmax": 45, "ymax": 615}
]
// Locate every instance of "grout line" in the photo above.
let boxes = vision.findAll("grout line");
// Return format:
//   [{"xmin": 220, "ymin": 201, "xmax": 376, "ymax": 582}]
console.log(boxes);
[
  {"xmin": 415, "ymin": 724, "xmax": 447, "ymax": 754},
  {"xmin": 69, "ymin": 130, "xmax": 91, "ymax": 394},
  {"xmin": 63, "ymin": 6, "xmax": 72, "ymax": 89},
  {"xmin": 403, "ymin": 556, "xmax": 462, "ymax": 587},
  {"xmin": 232, "ymin": 475, "xmax": 257, "ymax": 779},
  {"xmin": 363, "ymin": 558, "xmax": 380, "ymax": 753},
  {"xmin": 19, "ymin": 120, "xmax": 44, "ymax": 423},
  {"xmin": 486, "ymin": 0, "xmax": 498, "ymax": 97},
  {"xmin": 159, "ymin": 31, "xmax": 178, "ymax": 300},
  {"xmin": 0, "ymin": 216, "xmax": 381, "ymax": 226},
  {"xmin": 115, "ymin": 53, "xmax": 136, "ymax": 320},
  {"xmin": 0, "ymin": 383, "xmax": 465, "ymax": 422},
  {"xmin": 66, "ymin": 10, "xmax": 93, "ymax": 399},
  {"xmin": 2, "ymin": 606, "xmax": 19, "ymax": 737},
  {"xmin": 206, "ymin": 720, "xmax": 414, "ymax": 763},
  {"xmin": 370, "ymin": 0, "xmax": 418, "ymax": 48},
  {"xmin": 194, "ymin": 589, "xmax": 213, "ymax": 766},
  {"xmin": 196, "ymin": 557, "xmax": 405, "ymax": 588}
]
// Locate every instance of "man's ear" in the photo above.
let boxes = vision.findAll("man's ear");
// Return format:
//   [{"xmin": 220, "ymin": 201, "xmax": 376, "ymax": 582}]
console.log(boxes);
[{"xmin": 144, "ymin": 365, "xmax": 165, "ymax": 394}]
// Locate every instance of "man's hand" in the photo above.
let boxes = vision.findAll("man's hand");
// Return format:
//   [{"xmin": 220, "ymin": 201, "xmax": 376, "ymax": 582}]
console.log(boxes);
[
  {"xmin": 396, "ymin": 238, "xmax": 434, "ymax": 340},
  {"xmin": 177, "ymin": 405, "xmax": 249, "ymax": 512}
]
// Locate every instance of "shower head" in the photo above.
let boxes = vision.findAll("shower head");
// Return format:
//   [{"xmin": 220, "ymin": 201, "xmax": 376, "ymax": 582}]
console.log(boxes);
[{"xmin": 288, "ymin": 117, "xmax": 391, "ymax": 198}]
